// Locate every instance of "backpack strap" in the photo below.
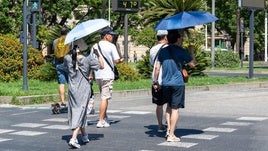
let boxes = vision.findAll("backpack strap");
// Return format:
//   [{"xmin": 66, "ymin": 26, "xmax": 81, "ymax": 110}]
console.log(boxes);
[
  {"xmin": 97, "ymin": 43, "xmax": 114, "ymax": 72},
  {"xmin": 153, "ymin": 44, "xmax": 166, "ymax": 64}
]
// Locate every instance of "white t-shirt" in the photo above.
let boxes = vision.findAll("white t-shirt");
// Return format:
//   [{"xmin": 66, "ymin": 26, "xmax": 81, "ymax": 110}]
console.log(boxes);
[
  {"xmin": 149, "ymin": 43, "xmax": 167, "ymax": 85},
  {"xmin": 91, "ymin": 40, "xmax": 120, "ymax": 79}
]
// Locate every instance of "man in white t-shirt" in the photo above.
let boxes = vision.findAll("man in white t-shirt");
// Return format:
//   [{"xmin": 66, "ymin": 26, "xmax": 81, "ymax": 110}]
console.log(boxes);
[
  {"xmin": 149, "ymin": 30, "xmax": 169, "ymax": 132},
  {"xmin": 91, "ymin": 27, "xmax": 124, "ymax": 128}
]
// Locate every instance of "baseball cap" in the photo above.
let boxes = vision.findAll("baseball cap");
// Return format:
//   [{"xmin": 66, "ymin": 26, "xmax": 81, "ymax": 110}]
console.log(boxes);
[
  {"xmin": 156, "ymin": 30, "xmax": 168, "ymax": 36},
  {"xmin": 100, "ymin": 27, "xmax": 118, "ymax": 36}
]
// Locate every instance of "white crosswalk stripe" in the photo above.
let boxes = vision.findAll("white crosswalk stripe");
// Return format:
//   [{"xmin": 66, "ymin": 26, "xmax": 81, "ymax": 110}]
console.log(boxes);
[
  {"xmin": 203, "ymin": 127, "xmax": 236, "ymax": 133},
  {"xmin": 12, "ymin": 123, "xmax": 48, "ymax": 128},
  {"xmin": 221, "ymin": 121, "xmax": 253, "ymax": 126},
  {"xmin": 237, "ymin": 117, "xmax": 268, "ymax": 121},
  {"xmin": 181, "ymin": 134, "xmax": 218, "ymax": 140},
  {"xmin": 158, "ymin": 141, "xmax": 198, "ymax": 148},
  {"xmin": 10, "ymin": 131, "xmax": 47, "ymax": 136},
  {"xmin": 0, "ymin": 129, "xmax": 15, "ymax": 134},
  {"xmin": 42, "ymin": 125, "xmax": 69, "ymax": 130},
  {"xmin": 121, "ymin": 111, "xmax": 151, "ymax": 114},
  {"xmin": 0, "ymin": 138, "xmax": 12, "ymax": 142},
  {"xmin": 42, "ymin": 118, "xmax": 68, "ymax": 122}
]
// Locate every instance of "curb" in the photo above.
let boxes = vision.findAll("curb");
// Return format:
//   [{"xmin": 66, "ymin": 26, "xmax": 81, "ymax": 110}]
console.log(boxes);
[{"xmin": 1, "ymin": 82, "xmax": 268, "ymax": 105}]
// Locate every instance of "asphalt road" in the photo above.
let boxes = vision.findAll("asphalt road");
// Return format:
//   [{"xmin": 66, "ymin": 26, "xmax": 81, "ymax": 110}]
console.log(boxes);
[{"xmin": 0, "ymin": 84, "xmax": 268, "ymax": 151}]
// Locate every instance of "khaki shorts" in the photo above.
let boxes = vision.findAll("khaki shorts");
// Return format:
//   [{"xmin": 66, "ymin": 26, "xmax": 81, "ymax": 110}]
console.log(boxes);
[{"xmin": 96, "ymin": 79, "xmax": 114, "ymax": 100}]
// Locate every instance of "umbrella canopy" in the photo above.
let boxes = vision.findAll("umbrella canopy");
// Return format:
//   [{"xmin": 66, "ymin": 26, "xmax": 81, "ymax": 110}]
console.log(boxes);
[
  {"xmin": 64, "ymin": 18, "xmax": 110, "ymax": 44},
  {"xmin": 155, "ymin": 11, "xmax": 218, "ymax": 30}
]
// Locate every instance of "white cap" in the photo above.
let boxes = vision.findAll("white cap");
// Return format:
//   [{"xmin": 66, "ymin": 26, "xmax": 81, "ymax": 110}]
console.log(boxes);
[{"xmin": 156, "ymin": 30, "xmax": 168, "ymax": 36}]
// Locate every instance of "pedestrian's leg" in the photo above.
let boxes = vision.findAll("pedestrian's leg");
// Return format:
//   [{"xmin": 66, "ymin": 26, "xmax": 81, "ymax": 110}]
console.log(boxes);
[
  {"xmin": 99, "ymin": 97, "xmax": 108, "ymax": 121},
  {"xmin": 59, "ymin": 84, "xmax": 65, "ymax": 104},
  {"xmin": 156, "ymin": 105, "xmax": 163, "ymax": 127},
  {"xmin": 80, "ymin": 127, "xmax": 89, "ymax": 143},
  {"xmin": 69, "ymin": 127, "xmax": 81, "ymax": 148},
  {"xmin": 165, "ymin": 104, "xmax": 171, "ymax": 137},
  {"xmin": 167, "ymin": 109, "xmax": 180, "ymax": 142}
]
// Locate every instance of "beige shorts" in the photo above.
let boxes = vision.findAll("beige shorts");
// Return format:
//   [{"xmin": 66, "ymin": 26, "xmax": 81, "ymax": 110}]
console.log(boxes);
[{"xmin": 96, "ymin": 79, "xmax": 114, "ymax": 100}]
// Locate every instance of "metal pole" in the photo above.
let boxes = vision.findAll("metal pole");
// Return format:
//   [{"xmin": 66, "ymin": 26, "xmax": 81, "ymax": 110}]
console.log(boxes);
[
  {"xmin": 22, "ymin": 0, "xmax": 28, "ymax": 90},
  {"xmin": 211, "ymin": 0, "xmax": 215, "ymax": 68},
  {"xmin": 249, "ymin": 10, "xmax": 255, "ymax": 79},
  {"xmin": 124, "ymin": 13, "xmax": 128, "ymax": 62},
  {"xmin": 265, "ymin": 9, "xmax": 267, "ymax": 62},
  {"xmin": 240, "ymin": 18, "xmax": 244, "ymax": 68},
  {"xmin": 108, "ymin": 0, "xmax": 111, "ymax": 22},
  {"xmin": 32, "ymin": 13, "xmax": 38, "ymax": 48}
]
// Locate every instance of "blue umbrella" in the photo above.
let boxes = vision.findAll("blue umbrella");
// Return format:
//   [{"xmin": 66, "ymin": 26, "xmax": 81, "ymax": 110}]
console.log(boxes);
[{"xmin": 155, "ymin": 11, "xmax": 218, "ymax": 30}]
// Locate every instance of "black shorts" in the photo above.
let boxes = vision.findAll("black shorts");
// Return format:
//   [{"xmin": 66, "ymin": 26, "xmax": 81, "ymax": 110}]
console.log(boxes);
[
  {"xmin": 151, "ymin": 86, "xmax": 168, "ymax": 105},
  {"xmin": 162, "ymin": 86, "xmax": 185, "ymax": 109}
]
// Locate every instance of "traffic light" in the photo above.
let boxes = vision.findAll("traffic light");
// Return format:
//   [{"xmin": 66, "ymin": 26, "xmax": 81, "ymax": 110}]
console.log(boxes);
[{"xmin": 30, "ymin": 0, "xmax": 40, "ymax": 12}]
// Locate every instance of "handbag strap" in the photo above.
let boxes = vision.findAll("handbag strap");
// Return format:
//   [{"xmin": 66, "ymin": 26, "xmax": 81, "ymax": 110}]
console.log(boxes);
[
  {"xmin": 167, "ymin": 46, "xmax": 183, "ymax": 71},
  {"xmin": 78, "ymin": 66, "xmax": 90, "ymax": 82},
  {"xmin": 97, "ymin": 43, "xmax": 114, "ymax": 71},
  {"xmin": 153, "ymin": 44, "xmax": 166, "ymax": 64}
]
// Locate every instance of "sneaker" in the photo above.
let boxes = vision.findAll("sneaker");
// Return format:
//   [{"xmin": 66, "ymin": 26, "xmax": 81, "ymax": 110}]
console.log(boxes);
[
  {"xmin": 96, "ymin": 120, "xmax": 110, "ymax": 128},
  {"xmin": 167, "ymin": 135, "xmax": 181, "ymax": 142},
  {"xmin": 68, "ymin": 138, "xmax": 80, "ymax": 149},
  {"xmin": 82, "ymin": 134, "xmax": 89, "ymax": 143},
  {"xmin": 104, "ymin": 115, "xmax": 109, "ymax": 124}
]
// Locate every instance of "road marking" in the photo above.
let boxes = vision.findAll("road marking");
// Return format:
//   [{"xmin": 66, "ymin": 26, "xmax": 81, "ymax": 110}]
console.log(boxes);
[
  {"xmin": 12, "ymin": 123, "xmax": 48, "ymax": 128},
  {"xmin": 0, "ymin": 138, "xmax": 12, "ymax": 142},
  {"xmin": 11, "ymin": 111, "xmax": 39, "ymax": 116},
  {"xmin": 107, "ymin": 110, "xmax": 123, "ymax": 113},
  {"xmin": 42, "ymin": 125, "xmax": 69, "ymax": 130},
  {"xmin": 158, "ymin": 141, "xmax": 198, "ymax": 148},
  {"xmin": 0, "ymin": 129, "xmax": 15, "ymax": 134},
  {"xmin": 43, "ymin": 118, "xmax": 68, "ymax": 122},
  {"xmin": 181, "ymin": 134, "xmax": 218, "ymax": 140},
  {"xmin": 122, "ymin": 111, "xmax": 151, "ymax": 115},
  {"xmin": 237, "ymin": 117, "xmax": 268, "ymax": 121},
  {"xmin": 106, "ymin": 115, "xmax": 130, "ymax": 119},
  {"xmin": 221, "ymin": 121, "xmax": 252, "ymax": 126},
  {"xmin": 203, "ymin": 127, "xmax": 236, "ymax": 133},
  {"xmin": 10, "ymin": 131, "xmax": 47, "ymax": 136}
]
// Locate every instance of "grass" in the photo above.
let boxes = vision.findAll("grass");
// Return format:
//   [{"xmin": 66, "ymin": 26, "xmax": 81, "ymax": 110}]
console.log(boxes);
[{"xmin": 1, "ymin": 75, "xmax": 268, "ymax": 97}]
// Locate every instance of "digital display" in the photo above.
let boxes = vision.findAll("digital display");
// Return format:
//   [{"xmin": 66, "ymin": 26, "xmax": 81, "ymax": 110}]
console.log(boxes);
[{"xmin": 112, "ymin": 0, "xmax": 140, "ymax": 12}]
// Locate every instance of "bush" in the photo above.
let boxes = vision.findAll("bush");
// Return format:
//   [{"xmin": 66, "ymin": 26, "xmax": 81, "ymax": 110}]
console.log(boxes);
[
  {"xmin": 116, "ymin": 62, "xmax": 141, "ymax": 81},
  {"xmin": 205, "ymin": 50, "xmax": 240, "ymax": 68},
  {"xmin": 0, "ymin": 34, "xmax": 44, "ymax": 82},
  {"xmin": 32, "ymin": 62, "xmax": 57, "ymax": 81},
  {"xmin": 136, "ymin": 50, "xmax": 153, "ymax": 79}
]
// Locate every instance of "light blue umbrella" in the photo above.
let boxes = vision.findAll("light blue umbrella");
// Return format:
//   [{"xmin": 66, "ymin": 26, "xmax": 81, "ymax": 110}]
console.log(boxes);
[
  {"xmin": 64, "ymin": 18, "xmax": 110, "ymax": 44},
  {"xmin": 155, "ymin": 11, "xmax": 218, "ymax": 30}
]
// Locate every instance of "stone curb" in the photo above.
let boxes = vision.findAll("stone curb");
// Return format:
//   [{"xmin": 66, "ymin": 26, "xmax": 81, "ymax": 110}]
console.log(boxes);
[{"xmin": 1, "ymin": 82, "xmax": 268, "ymax": 105}]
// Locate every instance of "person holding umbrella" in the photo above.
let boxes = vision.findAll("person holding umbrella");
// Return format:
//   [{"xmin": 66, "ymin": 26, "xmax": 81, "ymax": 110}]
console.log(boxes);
[
  {"xmin": 153, "ymin": 29, "xmax": 195, "ymax": 142},
  {"xmin": 64, "ymin": 39, "xmax": 104, "ymax": 148}
]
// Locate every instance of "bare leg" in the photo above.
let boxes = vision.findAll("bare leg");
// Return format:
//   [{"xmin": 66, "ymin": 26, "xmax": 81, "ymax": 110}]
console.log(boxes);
[
  {"xmin": 59, "ymin": 84, "xmax": 65, "ymax": 104},
  {"xmin": 169, "ymin": 108, "xmax": 179, "ymax": 137},
  {"xmin": 80, "ymin": 127, "xmax": 87, "ymax": 136},
  {"xmin": 99, "ymin": 97, "xmax": 108, "ymax": 121},
  {"xmin": 156, "ymin": 105, "xmax": 163, "ymax": 127},
  {"xmin": 71, "ymin": 127, "xmax": 80, "ymax": 140},
  {"xmin": 165, "ymin": 104, "xmax": 171, "ymax": 130}
]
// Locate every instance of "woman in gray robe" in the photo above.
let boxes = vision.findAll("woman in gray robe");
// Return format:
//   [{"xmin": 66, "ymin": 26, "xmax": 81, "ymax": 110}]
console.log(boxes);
[{"xmin": 64, "ymin": 39, "xmax": 104, "ymax": 148}]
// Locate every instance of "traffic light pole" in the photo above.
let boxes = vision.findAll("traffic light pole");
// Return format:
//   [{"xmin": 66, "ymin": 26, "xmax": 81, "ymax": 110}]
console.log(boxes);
[{"xmin": 22, "ymin": 0, "xmax": 29, "ymax": 90}]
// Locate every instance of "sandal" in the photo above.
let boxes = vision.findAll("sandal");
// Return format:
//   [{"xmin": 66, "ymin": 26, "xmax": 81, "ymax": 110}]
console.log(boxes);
[{"xmin": 167, "ymin": 135, "xmax": 181, "ymax": 142}]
